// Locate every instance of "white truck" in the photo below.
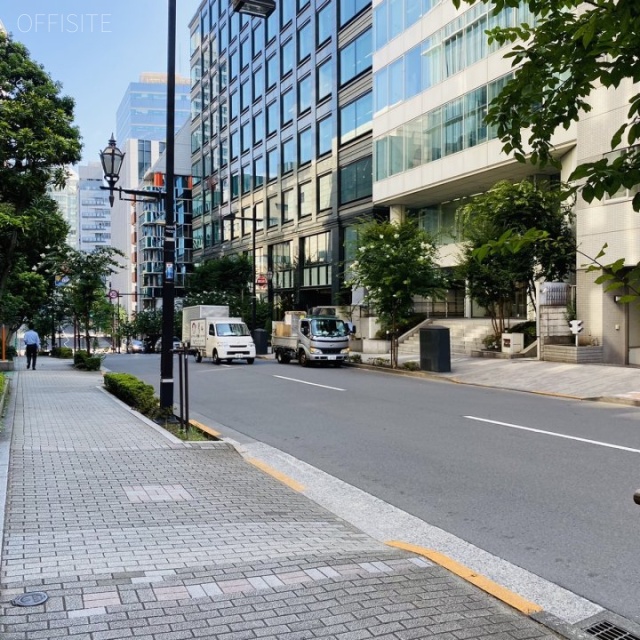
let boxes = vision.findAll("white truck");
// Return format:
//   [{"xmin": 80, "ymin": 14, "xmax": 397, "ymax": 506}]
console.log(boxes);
[
  {"xmin": 182, "ymin": 305, "xmax": 256, "ymax": 365},
  {"xmin": 271, "ymin": 311, "xmax": 351, "ymax": 367}
]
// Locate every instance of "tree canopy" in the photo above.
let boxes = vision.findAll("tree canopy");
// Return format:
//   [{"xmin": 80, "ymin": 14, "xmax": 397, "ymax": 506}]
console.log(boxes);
[
  {"xmin": 452, "ymin": 0, "xmax": 640, "ymax": 210},
  {"xmin": 0, "ymin": 32, "xmax": 82, "ymax": 333},
  {"xmin": 456, "ymin": 180, "xmax": 575, "ymax": 335},
  {"xmin": 348, "ymin": 219, "xmax": 446, "ymax": 367}
]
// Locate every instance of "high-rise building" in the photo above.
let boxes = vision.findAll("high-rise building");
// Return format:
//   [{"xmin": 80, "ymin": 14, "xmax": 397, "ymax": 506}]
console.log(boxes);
[
  {"xmin": 48, "ymin": 167, "xmax": 79, "ymax": 248},
  {"xmin": 109, "ymin": 73, "xmax": 192, "ymax": 317},
  {"xmin": 116, "ymin": 72, "xmax": 191, "ymax": 143},
  {"xmin": 371, "ymin": 0, "xmax": 639, "ymax": 364},
  {"xmin": 78, "ymin": 162, "xmax": 111, "ymax": 253},
  {"xmin": 189, "ymin": 0, "xmax": 381, "ymax": 316}
]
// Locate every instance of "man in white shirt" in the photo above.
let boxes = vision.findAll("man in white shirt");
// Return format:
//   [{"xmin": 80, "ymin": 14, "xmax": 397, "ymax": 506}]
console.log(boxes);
[{"xmin": 23, "ymin": 323, "xmax": 41, "ymax": 370}]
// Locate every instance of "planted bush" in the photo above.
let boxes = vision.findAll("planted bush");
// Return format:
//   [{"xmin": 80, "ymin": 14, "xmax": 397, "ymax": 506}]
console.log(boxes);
[
  {"xmin": 0, "ymin": 343, "xmax": 17, "ymax": 361},
  {"xmin": 52, "ymin": 346, "xmax": 73, "ymax": 359},
  {"xmin": 103, "ymin": 372, "xmax": 160, "ymax": 418},
  {"xmin": 74, "ymin": 350, "xmax": 103, "ymax": 371}
]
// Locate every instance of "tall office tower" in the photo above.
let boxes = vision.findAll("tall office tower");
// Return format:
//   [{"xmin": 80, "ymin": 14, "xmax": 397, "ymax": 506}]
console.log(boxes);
[
  {"xmin": 109, "ymin": 73, "xmax": 191, "ymax": 317},
  {"xmin": 136, "ymin": 122, "xmax": 193, "ymax": 311},
  {"xmin": 189, "ymin": 0, "xmax": 381, "ymax": 316},
  {"xmin": 48, "ymin": 167, "xmax": 79, "ymax": 248},
  {"xmin": 116, "ymin": 72, "xmax": 191, "ymax": 143},
  {"xmin": 77, "ymin": 162, "xmax": 111, "ymax": 253},
  {"xmin": 371, "ymin": 0, "xmax": 640, "ymax": 364}
]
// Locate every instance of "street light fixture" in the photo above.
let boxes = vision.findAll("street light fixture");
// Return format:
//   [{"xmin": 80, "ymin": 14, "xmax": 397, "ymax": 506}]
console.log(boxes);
[{"xmin": 101, "ymin": 0, "xmax": 274, "ymax": 410}]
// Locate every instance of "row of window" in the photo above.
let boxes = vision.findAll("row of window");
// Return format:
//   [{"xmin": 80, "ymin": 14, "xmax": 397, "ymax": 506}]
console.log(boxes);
[
  {"xmin": 374, "ymin": 0, "xmax": 441, "ymax": 49},
  {"xmin": 374, "ymin": 75, "xmax": 510, "ymax": 180},
  {"xmin": 374, "ymin": 1, "xmax": 534, "ymax": 114}
]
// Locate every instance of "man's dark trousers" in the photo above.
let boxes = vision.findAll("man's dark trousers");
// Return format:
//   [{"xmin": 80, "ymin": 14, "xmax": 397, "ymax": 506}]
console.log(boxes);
[{"xmin": 26, "ymin": 344, "xmax": 37, "ymax": 370}]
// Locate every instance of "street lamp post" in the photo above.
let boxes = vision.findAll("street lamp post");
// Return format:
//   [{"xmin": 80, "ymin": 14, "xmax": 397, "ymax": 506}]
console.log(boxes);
[{"xmin": 101, "ymin": 0, "xmax": 275, "ymax": 410}]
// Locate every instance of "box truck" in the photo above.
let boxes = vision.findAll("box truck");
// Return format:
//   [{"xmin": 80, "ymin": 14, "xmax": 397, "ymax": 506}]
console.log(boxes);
[
  {"xmin": 182, "ymin": 305, "xmax": 256, "ymax": 364},
  {"xmin": 271, "ymin": 311, "xmax": 351, "ymax": 367}
]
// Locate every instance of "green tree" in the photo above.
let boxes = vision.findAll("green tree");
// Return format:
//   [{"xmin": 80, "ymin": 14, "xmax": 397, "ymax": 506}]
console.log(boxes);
[
  {"xmin": 132, "ymin": 309, "xmax": 163, "ymax": 351},
  {"xmin": 184, "ymin": 255, "xmax": 253, "ymax": 319},
  {"xmin": 0, "ymin": 33, "xmax": 81, "ymax": 320},
  {"xmin": 452, "ymin": 0, "xmax": 640, "ymax": 210},
  {"xmin": 456, "ymin": 180, "xmax": 574, "ymax": 337},
  {"xmin": 64, "ymin": 248, "xmax": 124, "ymax": 354},
  {"xmin": 348, "ymin": 219, "xmax": 446, "ymax": 368}
]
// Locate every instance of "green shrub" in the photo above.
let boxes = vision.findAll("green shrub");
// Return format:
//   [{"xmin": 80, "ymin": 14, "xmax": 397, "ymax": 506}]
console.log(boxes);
[
  {"xmin": 0, "ymin": 373, "xmax": 5, "ymax": 393},
  {"xmin": 103, "ymin": 372, "xmax": 160, "ymax": 418},
  {"xmin": 0, "ymin": 343, "xmax": 17, "ymax": 361},
  {"xmin": 482, "ymin": 334, "xmax": 500, "ymax": 350},
  {"xmin": 74, "ymin": 350, "xmax": 104, "ymax": 371},
  {"xmin": 349, "ymin": 353, "xmax": 362, "ymax": 363},
  {"xmin": 402, "ymin": 361, "xmax": 420, "ymax": 371},
  {"xmin": 51, "ymin": 346, "xmax": 73, "ymax": 359}
]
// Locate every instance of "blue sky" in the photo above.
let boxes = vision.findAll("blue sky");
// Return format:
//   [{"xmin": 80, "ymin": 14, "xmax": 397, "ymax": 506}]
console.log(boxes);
[{"xmin": 1, "ymin": 1, "xmax": 201, "ymax": 163}]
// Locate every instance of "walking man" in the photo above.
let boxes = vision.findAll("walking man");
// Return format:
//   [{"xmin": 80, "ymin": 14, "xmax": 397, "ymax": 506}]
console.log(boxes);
[{"xmin": 24, "ymin": 323, "xmax": 40, "ymax": 370}]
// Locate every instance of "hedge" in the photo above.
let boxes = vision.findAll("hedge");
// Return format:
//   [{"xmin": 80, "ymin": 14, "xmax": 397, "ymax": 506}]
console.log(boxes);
[{"xmin": 103, "ymin": 372, "xmax": 160, "ymax": 419}]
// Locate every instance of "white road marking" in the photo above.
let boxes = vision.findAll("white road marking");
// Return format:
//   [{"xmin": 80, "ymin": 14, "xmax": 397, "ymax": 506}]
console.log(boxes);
[
  {"xmin": 464, "ymin": 415, "xmax": 640, "ymax": 454},
  {"xmin": 273, "ymin": 375, "xmax": 345, "ymax": 391}
]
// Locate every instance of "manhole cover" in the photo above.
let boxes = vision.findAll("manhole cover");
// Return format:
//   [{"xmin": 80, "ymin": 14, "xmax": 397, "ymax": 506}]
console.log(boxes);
[{"xmin": 11, "ymin": 592, "xmax": 48, "ymax": 607}]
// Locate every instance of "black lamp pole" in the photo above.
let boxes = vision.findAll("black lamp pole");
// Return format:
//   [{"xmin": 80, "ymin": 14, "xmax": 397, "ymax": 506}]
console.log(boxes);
[{"xmin": 160, "ymin": 0, "xmax": 177, "ymax": 410}]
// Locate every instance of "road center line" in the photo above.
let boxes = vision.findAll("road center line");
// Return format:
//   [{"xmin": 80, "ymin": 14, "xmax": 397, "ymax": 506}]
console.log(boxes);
[
  {"xmin": 464, "ymin": 415, "xmax": 640, "ymax": 454},
  {"xmin": 273, "ymin": 375, "xmax": 345, "ymax": 391}
]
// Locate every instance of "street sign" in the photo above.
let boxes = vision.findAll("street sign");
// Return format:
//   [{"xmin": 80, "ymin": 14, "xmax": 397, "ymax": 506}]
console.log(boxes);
[
  {"xmin": 108, "ymin": 289, "xmax": 119, "ymax": 300},
  {"xmin": 256, "ymin": 274, "xmax": 268, "ymax": 286}
]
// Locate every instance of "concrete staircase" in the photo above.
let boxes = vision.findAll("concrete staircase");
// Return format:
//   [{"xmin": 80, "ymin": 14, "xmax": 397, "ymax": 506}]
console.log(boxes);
[{"xmin": 398, "ymin": 318, "xmax": 496, "ymax": 357}]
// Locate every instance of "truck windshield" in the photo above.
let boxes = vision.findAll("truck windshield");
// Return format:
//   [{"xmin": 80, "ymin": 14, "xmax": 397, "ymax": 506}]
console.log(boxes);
[
  {"xmin": 310, "ymin": 318, "xmax": 347, "ymax": 337},
  {"xmin": 217, "ymin": 323, "xmax": 250, "ymax": 337}
]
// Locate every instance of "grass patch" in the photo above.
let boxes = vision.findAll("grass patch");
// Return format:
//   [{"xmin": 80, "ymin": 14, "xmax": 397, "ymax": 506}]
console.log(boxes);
[{"xmin": 160, "ymin": 420, "xmax": 212, "ymax": 441}]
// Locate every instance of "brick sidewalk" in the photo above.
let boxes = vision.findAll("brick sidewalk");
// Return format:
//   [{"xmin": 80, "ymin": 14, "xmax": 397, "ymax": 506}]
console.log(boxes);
[{"xmin": 0, "ymin": 361, "xmax": 561, "ymax": 639}]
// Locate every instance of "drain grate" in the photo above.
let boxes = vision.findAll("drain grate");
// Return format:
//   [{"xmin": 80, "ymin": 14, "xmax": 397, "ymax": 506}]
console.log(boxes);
[{"xmin": 585, "ymin": 621, "xmax": 640, "ymax": 640}]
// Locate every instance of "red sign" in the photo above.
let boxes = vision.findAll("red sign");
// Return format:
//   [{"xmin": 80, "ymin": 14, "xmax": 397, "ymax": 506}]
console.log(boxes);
[{"xmin": 256, "ymin": 275, "xmax": 268, "ymax": 286}]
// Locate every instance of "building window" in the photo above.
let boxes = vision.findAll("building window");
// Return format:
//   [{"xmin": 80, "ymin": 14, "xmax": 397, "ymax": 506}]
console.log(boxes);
[
  {"xmin": 241, "ymin": 79, "xmax": 251, "ymax": 111},
  {"xmin": 303, "ymin": 232, "xmax": 331, "ymax": 286},
  {"xmin": 267, "ymin": 147, "xmax": 278, "ymax": 181},
  {"xmin": 253, "ymin": 111, "xmax": 265, "ymax": 144},
  {"xmin": 242, "ymin": 164, "xmax": 251, "ymax": 193},
  {"xmin": 318, "ymin": 172, "xmax": 333, "ymax": 211},
  {"xmin": 266, "ymin": 54, "xmax": 278, "ymax": 88},
  {"xmin": 318, "ymin": 116, "xmax": 333, "ymax": 156},
  {"xmin": 242, "ymin": 121, "xmax": 252, "ymax": 153},
  {"xmin": 298, "ymin": 21, "xmax": 312, "ymax": 62},
  {"xmin": 298, "ymin": 75, "xmax": 312, "ymax": 114},
  {"xmin": 255, "ymin": 200, "xmax": 264, "ymax": 231},
  {"xmin": 191, "ymin": 160, "xmax": 202, "ymax": 186},
  {"xmin": 339, "ymin": 92, "xmax": 372, "ymax": 144},
  {"xmin": 281, "ymin": 39, "xmax": 294, "ymax": 77},
  {"xmin": 317, "ymin": 2, "xmax": 333, "ymax": 46},
  {"xmin": 241, "ymin": 37, "xmax": 251, "ymax": 69},
  {"xmin": 254, "ymin": 156, "xmax": 265, "ymax": 188},
  {"xmin": 231, "ymin": 171, "xmax": 239, "ymax": 199},
  {"xmin": 281, "ymin": 88, "xmax": 295, "ymax": 126},
  {"xmin": 340, "ymin": 156, "xmax": 372, "ymax": 204},
  {"xmin": 282, "ymin": 188, "xmax": 295, "ymax": 223},
  {"xmin": 253, "ymin": 21, "xmax": 265, "ymax": 58},
  {"xmin": 253, "ymin": 66, "xmax": 264, "ymax": 101},
  {"xmin": 298, "ymin": 128, "xmax": 312, "ymax": 166},
  {"xmin": 282, "ymin": 138, "xmax": 295, "ymax": 174},
  {"xmin": 340, "ymin": 29, "xmax": 372, "ymax": 85},
  {"xmin": 339, "ymin": 0, "xmax": 369, "ymax": 27},
  {"xmin": 268, "ymin": 195, "xmax": 279, "ymax": 227},
  {"xmin": 299, "ymin": 181, "xmax": 312, "ymax": 218},
  {"xmin": 267, "ymin": 101, "xmax": 278, "ymax": 136},
  {"xmin": 272, "ymin": 240, "xmax": 294, "ymax": 288},
  {"xmin": 317, "ymin": 58, "xmax": 333, "ymax": 101}
]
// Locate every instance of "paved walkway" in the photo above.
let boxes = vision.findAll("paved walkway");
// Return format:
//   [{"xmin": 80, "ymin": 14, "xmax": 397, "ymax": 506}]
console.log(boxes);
[{"xmin": 0, "ymin": 359, "xmax": 571, "ymax": 640}]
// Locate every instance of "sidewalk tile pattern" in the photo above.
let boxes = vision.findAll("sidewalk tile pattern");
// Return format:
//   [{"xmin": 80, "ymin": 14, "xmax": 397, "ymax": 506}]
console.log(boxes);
[{"xmin": 0, "ymin": 361, "xmax": 561, "ymax": 639}]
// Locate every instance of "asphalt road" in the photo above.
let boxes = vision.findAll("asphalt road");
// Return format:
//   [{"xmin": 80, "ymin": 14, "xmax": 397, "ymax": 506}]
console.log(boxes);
[{"xmin": 105, "ymin": 353, "xmax": 640, "ymax": 622}]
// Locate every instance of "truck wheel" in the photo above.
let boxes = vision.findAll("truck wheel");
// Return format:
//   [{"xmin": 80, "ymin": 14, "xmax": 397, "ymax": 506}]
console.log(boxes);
[
  {"xmin": 212, "ymin": 349, "xmax": 221, "ymax": 365},
  {"xmin": 276, "ymin": 351, "xmax": 290, "ymax": 364},
  {"xmin": 247, "ymin": 358, "xmax": 255, "ymax": 364},
  {"xmin": 299, "ymin": 350, "xmax": 309, "ymax": 367},
  {"xmin": 196, "ymin": 352, "xmax": 202, "ymax": 363}
]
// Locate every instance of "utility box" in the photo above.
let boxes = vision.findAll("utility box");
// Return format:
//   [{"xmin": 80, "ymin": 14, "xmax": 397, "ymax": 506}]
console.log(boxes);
[
  {"xmin": 253, "ymin": 328, "xmax": 268, "ymax": 355},
  {"xmin": 420, "ymin": 326, "xmax": 451, "ymax": 372},
  {"xmin": 501, "ymin": 332, "xmax": 524, "ymax": 354}
]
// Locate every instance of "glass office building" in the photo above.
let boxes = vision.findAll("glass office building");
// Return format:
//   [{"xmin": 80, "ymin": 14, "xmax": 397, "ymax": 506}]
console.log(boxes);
[{"xmin": 189, "ymin": 0, "xmax": 383, "ymax": 314}]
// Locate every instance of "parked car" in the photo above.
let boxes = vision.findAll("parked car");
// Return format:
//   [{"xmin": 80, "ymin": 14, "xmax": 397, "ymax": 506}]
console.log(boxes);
[
  {"xmin": 127, "ymin": 339, "xmax": 144, "ymax": 354},
  {"xmin": 154, "ymin": 337, "xmax": 182, "ymax": 352}
]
